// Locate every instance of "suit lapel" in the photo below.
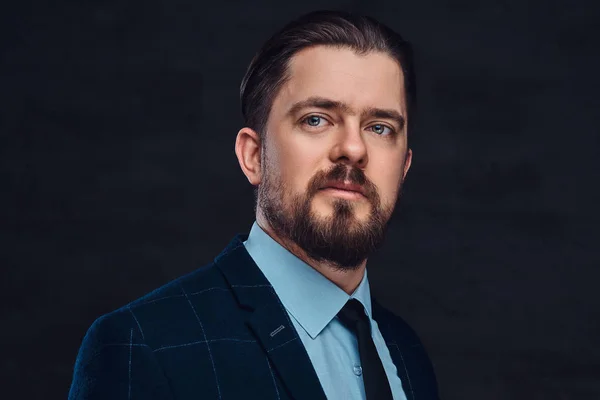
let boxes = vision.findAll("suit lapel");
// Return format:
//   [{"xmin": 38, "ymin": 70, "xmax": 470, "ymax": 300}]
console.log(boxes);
[
  {"xmin": 372, "ymin": 297, "xmax": 415, "ymax": 399},
  {"xmin": 215, "ymin": 234, "xmax": 327, "ymax": 400}
]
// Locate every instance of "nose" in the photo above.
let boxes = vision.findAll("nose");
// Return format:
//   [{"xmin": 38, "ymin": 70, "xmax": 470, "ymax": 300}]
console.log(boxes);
[{"xmin": 329, "ymin": 124, "xmax": 368, "ymax": 168}]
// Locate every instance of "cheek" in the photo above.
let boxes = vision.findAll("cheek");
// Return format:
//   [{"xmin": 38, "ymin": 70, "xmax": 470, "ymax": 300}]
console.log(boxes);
[
  {"xmin": 273, "ymin": 162, "xmax": 309, "ymax": 198},
  {"xmin": 280, "ymin": 151, "xmax": 321, "ymax": 188},
  {"xmin": 375, "ymin": 168, "xmax": 404, "ymax": 202}
]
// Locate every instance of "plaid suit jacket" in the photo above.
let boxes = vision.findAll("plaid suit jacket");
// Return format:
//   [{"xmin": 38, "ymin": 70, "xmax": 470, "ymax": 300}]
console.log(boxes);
[{"xmin": 69, "ymin": 232, "xmax": 439, "ymax": 400}]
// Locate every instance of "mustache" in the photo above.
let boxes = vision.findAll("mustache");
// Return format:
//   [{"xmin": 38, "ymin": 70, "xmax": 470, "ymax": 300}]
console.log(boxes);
[{"xmin": 313, "ymin": 164, "xmax": 370, "ymax": 194}]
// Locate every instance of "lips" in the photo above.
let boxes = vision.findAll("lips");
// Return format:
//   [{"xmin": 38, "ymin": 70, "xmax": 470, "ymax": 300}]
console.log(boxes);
[{"xmin": 321, "ymin": 181, "xmax": 366, "ymax": 196}]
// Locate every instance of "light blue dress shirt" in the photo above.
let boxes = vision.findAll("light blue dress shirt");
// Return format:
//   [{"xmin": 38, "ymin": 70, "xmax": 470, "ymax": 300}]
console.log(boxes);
[{"xmin": 243, "ymin": 221, "xmax": 407, "ymax": 400}]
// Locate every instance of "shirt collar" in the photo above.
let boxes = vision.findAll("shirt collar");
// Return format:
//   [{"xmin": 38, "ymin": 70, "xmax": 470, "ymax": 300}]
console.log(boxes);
[{"xmin": 243, "ymin": 220, "xmax": 373, "ymax": 339}]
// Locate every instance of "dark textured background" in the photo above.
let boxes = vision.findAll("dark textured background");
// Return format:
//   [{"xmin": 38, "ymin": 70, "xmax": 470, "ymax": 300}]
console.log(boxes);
[{"xmin": 2, "ymin": 0, "xmax": 599, "ymax": 399}]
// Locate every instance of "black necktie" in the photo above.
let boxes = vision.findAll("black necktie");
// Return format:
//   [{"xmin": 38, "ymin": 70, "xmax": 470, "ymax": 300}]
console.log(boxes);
[{"xmin": 337, "ymin": 299, "xmax": 394, "ymax": 400}]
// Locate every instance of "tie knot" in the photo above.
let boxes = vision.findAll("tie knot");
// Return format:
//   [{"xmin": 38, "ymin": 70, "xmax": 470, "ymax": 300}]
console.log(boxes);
[{"xmin": 337, "ymin": 299, "xmax": 369, "ymax": 328}]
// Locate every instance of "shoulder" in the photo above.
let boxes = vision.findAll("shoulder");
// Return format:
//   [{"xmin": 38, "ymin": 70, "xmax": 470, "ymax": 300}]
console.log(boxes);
[
  {"xmin": 127, "ymin": 261, "xmax": 224, "ymax": 310},
  {"xmin": 79, "ymin": 261, "xmax": 228, "ymax": 357},
  {"xmin": 371, "ymin": 298, "xmax": 422, "ymax": 345},
  {"xmin": 372, "ymin": 298, "xmax": 440, "ymax": 399}
]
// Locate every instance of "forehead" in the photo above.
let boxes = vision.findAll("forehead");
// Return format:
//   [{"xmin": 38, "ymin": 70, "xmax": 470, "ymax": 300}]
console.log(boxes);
[{"xmin": 276, "ymin": 45, "xmax": 406, "ymax": 115}]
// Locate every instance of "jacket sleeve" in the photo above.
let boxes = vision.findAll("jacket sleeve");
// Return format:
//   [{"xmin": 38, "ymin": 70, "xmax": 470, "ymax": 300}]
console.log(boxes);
[{"xmin": 68, "ymin": 311, "xmax": 173, "ymax": 400}]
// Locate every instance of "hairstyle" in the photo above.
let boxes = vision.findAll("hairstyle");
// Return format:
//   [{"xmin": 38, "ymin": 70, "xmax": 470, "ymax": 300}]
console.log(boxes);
[{"xmin": 239, "ymin": 9, "xmax": 417, "ymax": 148}]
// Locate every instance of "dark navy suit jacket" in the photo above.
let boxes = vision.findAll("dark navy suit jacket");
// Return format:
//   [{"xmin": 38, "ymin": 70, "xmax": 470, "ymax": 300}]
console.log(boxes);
[{"xmin": 69, "ymin": 233, "xmax": 439, "ymax": 399}]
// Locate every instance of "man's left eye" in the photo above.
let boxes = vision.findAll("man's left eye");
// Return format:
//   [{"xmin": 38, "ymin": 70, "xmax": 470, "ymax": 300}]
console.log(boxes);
[
  {"xmin": 306, "ymin": 116, "xmax": 324, "ymax": 126},
  {"xmin": 370, "ymin": 124, "xmax": 393, "ymax": 135}
]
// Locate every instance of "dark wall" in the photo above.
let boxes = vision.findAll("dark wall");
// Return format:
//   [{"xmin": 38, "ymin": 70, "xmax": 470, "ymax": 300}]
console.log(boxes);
[{"xmin": 2, "ymin": 1, "xmax": 599, "ymax": 399}]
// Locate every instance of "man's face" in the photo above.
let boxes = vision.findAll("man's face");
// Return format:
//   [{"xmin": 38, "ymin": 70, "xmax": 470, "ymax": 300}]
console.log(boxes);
[{"xmin": 257, "ymin": 45, "xmax": 412, "ymax": 271}]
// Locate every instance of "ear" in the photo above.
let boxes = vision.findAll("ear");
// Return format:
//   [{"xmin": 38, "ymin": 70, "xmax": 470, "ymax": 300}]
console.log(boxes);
[
  {"xmin": 234, "ymin": 127, "xmax": 262, "ymax": 186},
  {"xmin": 402, "ymin": 148, "xmax": 412, "ymax": 180}
]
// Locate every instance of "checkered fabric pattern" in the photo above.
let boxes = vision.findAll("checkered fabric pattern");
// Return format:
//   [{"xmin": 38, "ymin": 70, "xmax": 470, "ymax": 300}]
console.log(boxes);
[{"xmin": 68, "ymin": 233, "xmax": 439, "ymax": 400}]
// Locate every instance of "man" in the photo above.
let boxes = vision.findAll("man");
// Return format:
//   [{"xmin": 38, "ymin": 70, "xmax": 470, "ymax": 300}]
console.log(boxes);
[{"xmin": 69, "ymin": 9, "xmax": 439, "ymax": 400}]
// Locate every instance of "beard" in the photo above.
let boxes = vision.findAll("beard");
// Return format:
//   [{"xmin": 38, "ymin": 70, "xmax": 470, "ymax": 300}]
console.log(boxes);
[{"xmin": 257, "ymin": 155, "xmax": 401, "ymax": 272}]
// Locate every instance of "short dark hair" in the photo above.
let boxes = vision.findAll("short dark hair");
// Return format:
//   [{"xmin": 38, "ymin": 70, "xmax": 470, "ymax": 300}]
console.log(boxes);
[{"xmin": 240, "ymin": 9, "xmax": 417, "ymax": 147}]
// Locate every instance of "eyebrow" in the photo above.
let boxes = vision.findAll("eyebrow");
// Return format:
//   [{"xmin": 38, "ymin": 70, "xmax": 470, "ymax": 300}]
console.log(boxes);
[{"xmin": 286, "ymin": 96, "xmax": 406, "ymax": 130}]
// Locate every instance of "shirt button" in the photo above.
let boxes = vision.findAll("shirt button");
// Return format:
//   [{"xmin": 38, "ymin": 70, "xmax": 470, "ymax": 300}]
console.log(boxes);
[{"xmin": 353, "ymin": 365, "xmax": 362, "ymax": 376}]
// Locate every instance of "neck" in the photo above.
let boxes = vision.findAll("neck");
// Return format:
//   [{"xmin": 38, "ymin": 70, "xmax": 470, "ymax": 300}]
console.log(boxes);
[{"xmin": 255, "ymin": 214, "xmax": 367, "ymax": 296}]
